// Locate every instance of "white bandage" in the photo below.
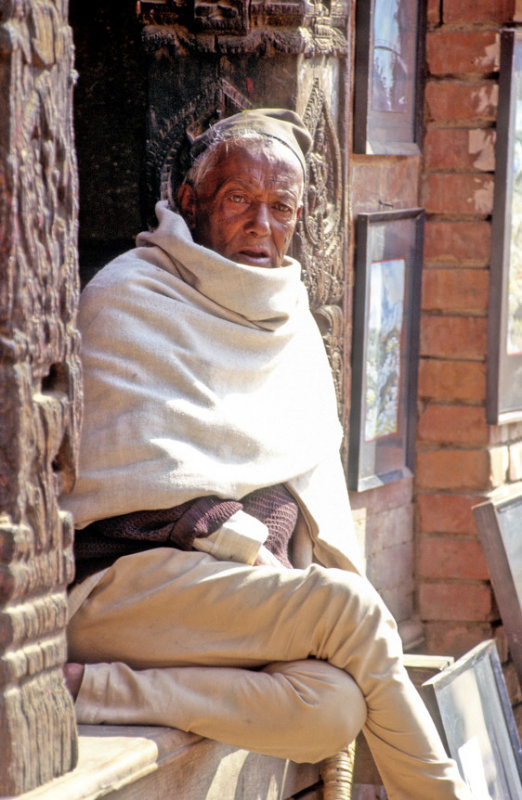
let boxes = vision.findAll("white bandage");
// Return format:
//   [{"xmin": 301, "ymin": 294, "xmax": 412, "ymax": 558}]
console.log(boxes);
[{"xmin": 193, "ymin": 509, "xmax": 268, "ymax": 565}]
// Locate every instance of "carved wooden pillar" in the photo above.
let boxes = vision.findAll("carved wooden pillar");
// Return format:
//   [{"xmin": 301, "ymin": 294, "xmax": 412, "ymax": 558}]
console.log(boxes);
[
  {"xmin": 138, "ymin": 0, "xmax": 352, "ymax": 438},
  {"xmin": 0, "ymin": 0, "xmax": 80, "ymax": 793}
]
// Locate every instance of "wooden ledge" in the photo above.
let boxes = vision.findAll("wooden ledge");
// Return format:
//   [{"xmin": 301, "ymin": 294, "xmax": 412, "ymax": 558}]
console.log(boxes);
[{"xmin": 1, "ymin": 725, "xmax": 320, "ymax": 800}]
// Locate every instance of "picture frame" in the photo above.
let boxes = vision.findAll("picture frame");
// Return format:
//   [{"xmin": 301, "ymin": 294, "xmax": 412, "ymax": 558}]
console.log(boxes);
[
  {"xmin": 353, "ymin": 0, "xmax": 426, "ymax": 155},
  {"xmin": 422, "ymin": 640, "xmax": 522, "ymax": 800},
  {"xmin": 473, "ymin": 491, "xmax": 522, "ymax": 687},
  {"xmin": 348, "ymin": 208, "xmax": 424, "ymax": 492},
  {"xmin": 488, "ymin": 30, "xmax": 522, "ymax": 423}
]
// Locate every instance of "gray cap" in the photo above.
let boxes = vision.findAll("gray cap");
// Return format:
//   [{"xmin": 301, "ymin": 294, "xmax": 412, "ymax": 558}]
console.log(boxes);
[{"xmin": 190, "ymin": 108, "xmax": 312, "ymax": 175}]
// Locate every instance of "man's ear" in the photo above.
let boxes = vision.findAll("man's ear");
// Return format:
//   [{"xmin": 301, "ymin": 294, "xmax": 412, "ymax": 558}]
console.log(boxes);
[{"xmin": 177, "ymin": 182, "xmax": 197, "ymax": 229}]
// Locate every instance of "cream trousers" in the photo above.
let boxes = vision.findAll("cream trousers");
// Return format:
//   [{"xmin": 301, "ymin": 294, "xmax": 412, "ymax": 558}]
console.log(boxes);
[{"xmin": 67, "ymin": 549, "xmax": 471, "ymax": 800}]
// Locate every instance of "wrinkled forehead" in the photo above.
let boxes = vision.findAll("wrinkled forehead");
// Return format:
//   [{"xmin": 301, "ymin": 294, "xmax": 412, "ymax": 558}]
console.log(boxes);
[
  {"xmin": 223, "ymin": 135, "xmax": 302, "ymax": 167},
  {"xmin": 208, "ymin": 137, "xmax": 304, "ymax": 189}
]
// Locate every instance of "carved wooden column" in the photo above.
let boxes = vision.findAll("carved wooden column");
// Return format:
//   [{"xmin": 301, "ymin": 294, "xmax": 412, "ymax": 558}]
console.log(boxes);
[
  {"xmin": 0, "ymin": 0, "xmax": 80, "ymax": 793},
  {"xmin": 138, "ymin": 0, "xmax": 352, "ymax": 438}
]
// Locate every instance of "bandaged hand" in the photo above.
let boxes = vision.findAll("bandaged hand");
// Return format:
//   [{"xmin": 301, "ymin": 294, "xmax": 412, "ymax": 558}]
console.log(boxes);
[{"xmin": 193, "ymin": 509, "xmax": 268, "ymax": 565}]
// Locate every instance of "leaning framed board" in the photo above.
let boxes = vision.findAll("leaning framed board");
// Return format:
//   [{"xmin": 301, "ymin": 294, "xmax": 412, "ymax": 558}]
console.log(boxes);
[
  {"xmin": 422, "ymin": 640, "xmax": 522, "ymax": 800},
  {"xmin": 473, "ymin": 490, "xmax": 522, "ymax": 686}
]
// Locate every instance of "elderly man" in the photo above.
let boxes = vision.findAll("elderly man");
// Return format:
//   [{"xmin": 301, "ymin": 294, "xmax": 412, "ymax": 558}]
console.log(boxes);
[{"xmin": 63, "ymin": 109, "xmax": 470, "ymax": 799}]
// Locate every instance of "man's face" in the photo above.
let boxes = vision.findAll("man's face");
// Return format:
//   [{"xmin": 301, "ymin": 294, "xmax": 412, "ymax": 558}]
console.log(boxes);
[{"xmin": 184, "ymin": 140, "xmax": 303, "ymax": 269}]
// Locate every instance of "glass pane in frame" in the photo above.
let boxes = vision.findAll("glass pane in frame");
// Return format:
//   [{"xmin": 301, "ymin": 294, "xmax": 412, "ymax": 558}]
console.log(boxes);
[
  {"xmin": 488, "ymin": 30, "xmax": 522, "ymax": 422},
  {"xmin": 349, "ymin": 209, "xmax": 423, "ymax": 491},
  {"xmin": 354, "ymin": 0, "xmax": 425, "ymax": 155}
]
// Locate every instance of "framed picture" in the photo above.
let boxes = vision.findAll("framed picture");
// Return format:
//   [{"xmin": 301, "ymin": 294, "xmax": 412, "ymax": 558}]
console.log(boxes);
[
  {"xmin": 422, "ymin": 640, "xmax": 522, "ymax": 800},
  {"xmin": 348, "ymin": 208, "xmax": 424, "ymax": 492},
  {"xmin": 473, "ymin": 491, "xmax": 522, "ymax": 687},
  {"xmin": 353, "ymin": 0, "xmax": 426, "ymax": 155},
  {"xmin": 488, "ymin": 30, "xmax": 522, "ymax": 423}
]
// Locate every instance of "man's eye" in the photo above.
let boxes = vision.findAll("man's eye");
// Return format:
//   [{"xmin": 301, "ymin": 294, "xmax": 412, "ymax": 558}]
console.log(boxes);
[
  {"xmin": 274, "ymin": 202, "xmax": 292, "ymax": 214},
  {"xmin": 230, "ymin": 193, "xmax": 247, "ymax": 204}
]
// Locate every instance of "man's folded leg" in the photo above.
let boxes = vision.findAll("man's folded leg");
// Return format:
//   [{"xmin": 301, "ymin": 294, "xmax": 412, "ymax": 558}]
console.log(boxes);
[
  {"xmin": 75, "ymin": 658, "xmax": 366, "ymax": 763},
  {"xmin": 68, "ymin": 548, "xmax": 471, "ymax": 799}
]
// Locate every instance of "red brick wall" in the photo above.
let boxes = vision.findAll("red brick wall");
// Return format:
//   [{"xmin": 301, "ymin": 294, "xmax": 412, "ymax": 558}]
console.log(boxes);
[{"xmin": 418, "ymin": 0, "xmax": 522, "ymax": 718}]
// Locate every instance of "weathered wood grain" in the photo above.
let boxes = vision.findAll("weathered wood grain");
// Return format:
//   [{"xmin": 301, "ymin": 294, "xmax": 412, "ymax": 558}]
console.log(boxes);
[
  {"xmin": 0, "ymin": 725, "xmax": 320, "ymax": 800},
  {"xmin": 0, "ymin": 0, "xmax": 80, "ymax": 793}
]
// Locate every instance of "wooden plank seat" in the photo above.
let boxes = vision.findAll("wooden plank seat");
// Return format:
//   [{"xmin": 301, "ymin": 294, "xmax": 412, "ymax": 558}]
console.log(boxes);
[{"xmin": 0, "ymin": 725, "xmax": 322, "ymax": 800}]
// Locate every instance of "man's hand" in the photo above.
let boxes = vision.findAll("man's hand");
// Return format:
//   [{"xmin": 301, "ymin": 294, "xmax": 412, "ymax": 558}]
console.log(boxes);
[{"xmin": 254, "ymin": 545, "xmax": 288, "ymax": 569}]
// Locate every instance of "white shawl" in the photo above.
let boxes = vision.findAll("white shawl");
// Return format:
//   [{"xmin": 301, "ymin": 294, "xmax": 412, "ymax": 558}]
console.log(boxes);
[{"xmin": 63, "ymin": 203, "xmax": 363, "ymax": 573}]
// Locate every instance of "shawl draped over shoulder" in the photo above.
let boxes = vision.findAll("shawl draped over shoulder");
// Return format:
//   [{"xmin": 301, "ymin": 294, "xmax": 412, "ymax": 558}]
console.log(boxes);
[{"xmin": 62, "ymin": 203, "xmax": 363, "ymax": 574}]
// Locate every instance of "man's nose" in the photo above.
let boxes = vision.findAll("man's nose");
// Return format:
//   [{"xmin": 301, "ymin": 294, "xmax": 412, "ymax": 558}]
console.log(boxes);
[{"xmin": 246, "ymin": 202, "xmax": 270, "ymax": 234}]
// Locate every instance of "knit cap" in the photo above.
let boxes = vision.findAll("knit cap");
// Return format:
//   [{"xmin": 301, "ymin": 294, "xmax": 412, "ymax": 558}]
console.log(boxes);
[{"xmin": 189, "ymin": 108, "xmax": 312, "ymax": 176}]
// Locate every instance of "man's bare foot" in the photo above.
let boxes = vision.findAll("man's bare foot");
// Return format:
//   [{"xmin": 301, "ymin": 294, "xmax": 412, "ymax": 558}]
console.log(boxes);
[{"xmin": 64, "ymin": 662, "xmax": 85, "ymax": 700}]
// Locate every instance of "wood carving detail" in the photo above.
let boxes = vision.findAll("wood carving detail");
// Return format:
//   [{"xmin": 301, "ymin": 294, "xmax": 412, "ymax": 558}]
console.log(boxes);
[
  {"xmin": 313, "ymin": 304, "xmax": 345, "ymax": 419},
  {"xmin": 144, "ymin": 79, "xmax": 252, "ymax": 223},
  {"xmin": 0, "ymin": 0, "xmax": 80, "ymax": 793},
  {"xmin": 296, "ymin": 82, "xmax": 344, "ymax": 309},
  {"xmin": 138, "ymin": 0, "xmax": 349, "ymax": 56}
]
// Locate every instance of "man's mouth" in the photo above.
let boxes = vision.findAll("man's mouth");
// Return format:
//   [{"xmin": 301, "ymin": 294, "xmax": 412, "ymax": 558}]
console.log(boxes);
[{"xmin": 237, "ymin": 247, "xmax": 272, "ymax": 265}]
